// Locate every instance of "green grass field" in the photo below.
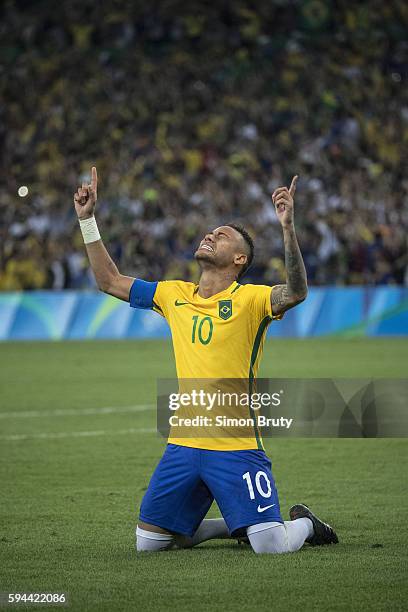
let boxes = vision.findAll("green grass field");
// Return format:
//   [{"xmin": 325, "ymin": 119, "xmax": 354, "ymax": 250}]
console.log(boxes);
[{"xmin": 0, "ymin": 339, "xmax": 407, "ymax": 611}]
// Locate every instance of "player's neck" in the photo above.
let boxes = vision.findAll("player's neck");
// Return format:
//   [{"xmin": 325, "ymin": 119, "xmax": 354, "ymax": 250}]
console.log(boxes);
[{"xmin": 197, "ymin": 269, "xmax": 237, "ymax": 298}]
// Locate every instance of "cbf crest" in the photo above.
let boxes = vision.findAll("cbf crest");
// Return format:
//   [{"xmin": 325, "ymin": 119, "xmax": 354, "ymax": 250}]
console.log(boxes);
[{"xmin": 219, "ymin": 300, "xmax": 232, "ymax": 320}]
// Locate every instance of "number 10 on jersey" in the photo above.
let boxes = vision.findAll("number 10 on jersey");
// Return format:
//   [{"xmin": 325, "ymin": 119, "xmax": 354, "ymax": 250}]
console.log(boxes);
[{"xmin": 191, "ymin": 315, "xmax": 213, "ymax": 345}]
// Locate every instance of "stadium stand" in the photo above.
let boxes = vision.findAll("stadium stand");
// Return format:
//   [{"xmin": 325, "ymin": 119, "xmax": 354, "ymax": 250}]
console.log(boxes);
[{"xmin": 1, "ymin": 0, "xmax": 407, "ymax": 289}]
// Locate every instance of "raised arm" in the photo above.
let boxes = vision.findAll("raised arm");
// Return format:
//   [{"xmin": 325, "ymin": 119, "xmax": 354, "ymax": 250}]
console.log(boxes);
[
  {"xmin": 74, "ymin": 167, "xmax": 134, "ymax": 301},
  {"xmin": 270, "ymin": 175, "xmax": 308, "ymax": 317}
]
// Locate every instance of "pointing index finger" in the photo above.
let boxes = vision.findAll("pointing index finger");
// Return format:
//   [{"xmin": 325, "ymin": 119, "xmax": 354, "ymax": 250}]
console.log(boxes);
[
  {"xmin": 289, "ymin": 175, "xmax": 298, "ymax": 197},
  {"xmin": 91, "ymin": 166, "xmax": 97, "ymax": 191}
]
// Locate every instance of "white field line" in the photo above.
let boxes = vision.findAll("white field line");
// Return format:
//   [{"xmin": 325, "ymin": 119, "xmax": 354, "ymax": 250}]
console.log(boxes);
[
  {"xmin": 0, "ymin": 427, "xmax": 157, "ymax": 441},
  {"xmin": 0, "ymin": 404, "xmax": 155, "ymax": 419}
]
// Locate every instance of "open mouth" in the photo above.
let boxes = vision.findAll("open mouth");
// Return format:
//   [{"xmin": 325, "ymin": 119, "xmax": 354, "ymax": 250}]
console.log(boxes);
[{"xmin": 199, "ymin": 244, "xmax": 214, "ymax": 253}]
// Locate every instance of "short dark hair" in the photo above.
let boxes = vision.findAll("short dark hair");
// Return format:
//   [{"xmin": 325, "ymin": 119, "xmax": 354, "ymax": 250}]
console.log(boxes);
[{"xmin": 226, "ymin": 223, "xmax": 255, "ymax": 280}]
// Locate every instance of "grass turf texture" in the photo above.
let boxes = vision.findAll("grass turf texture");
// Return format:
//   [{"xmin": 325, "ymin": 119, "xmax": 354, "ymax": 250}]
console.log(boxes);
[{"xmin": 0, "ymin": 338, "xmax": 407, "ymax": 611}]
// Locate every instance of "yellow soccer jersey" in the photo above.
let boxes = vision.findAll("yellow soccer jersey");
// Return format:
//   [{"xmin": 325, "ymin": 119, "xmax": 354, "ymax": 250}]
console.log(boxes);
[{"xmin": 129, "ymin": 279, "xmax": 282, "ymax": 451}]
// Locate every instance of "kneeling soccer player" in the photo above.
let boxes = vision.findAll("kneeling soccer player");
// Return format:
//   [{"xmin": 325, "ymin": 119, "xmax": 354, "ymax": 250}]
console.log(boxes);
[{"xmin": 74, "ymin": 168, "xmax": 338, "ymax": 554}]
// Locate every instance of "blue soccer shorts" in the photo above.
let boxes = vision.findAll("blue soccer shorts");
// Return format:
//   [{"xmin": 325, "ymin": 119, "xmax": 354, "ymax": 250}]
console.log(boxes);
[{"xmin": 139, "ymin": 444, "xmax": 283, "ymax": 537}]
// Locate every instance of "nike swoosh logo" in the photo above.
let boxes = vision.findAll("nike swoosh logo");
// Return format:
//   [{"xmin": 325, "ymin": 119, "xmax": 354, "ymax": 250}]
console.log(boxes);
[
  {"xmin": 175, "ymin": 300, "xmax": 190, "ymax": 306},
  {"xmin": 257, "ymin": 504, "xmax": 275, "ymax": 513}
]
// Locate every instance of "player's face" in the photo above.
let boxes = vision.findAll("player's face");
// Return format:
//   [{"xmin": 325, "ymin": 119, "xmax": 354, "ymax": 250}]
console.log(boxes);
[{"xmin": 195, "ymin": 226, "xmax": 247, "ymax": 271}]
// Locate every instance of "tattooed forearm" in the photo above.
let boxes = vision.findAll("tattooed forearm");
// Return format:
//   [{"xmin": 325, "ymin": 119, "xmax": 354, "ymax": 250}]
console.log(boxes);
[
  {"xmin": 271, "ymin": 226, "xmax": 307, "ymax": 315},
  {"xmin": 283, "ymin": 225, "xmax": 308, "ymax": 300}
]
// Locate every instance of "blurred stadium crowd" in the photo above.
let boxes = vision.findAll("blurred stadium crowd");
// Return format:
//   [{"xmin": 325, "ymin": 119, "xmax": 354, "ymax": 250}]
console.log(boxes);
[{"xmin": 1, "ymin": 0, "xmax": 407, "ymax": 290}]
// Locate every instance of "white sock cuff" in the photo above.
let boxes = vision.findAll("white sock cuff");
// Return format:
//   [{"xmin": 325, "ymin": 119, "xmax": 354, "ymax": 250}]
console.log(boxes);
[
  {"xmin": 136, "ymin": 526, "xmax": 174, "ymax": 541},
  {"xmin": 295, "ymin": 517, "xmax": 314, "ymax": 539},
  {"xmin": 247, "ymin": 521, "xmax": 283, "ymax": 536}
]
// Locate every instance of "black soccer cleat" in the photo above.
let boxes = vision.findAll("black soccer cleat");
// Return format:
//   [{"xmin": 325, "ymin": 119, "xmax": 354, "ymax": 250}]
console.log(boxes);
[{"xmin": 289, "ymin": 503, "xmax": 339, "ymax": 546}]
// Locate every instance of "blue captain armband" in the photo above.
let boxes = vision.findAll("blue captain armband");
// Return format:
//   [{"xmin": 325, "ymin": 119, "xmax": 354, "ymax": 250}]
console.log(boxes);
[{"xmin": 129, "ymin": 279, "xmax": 159, "ymax": 309}]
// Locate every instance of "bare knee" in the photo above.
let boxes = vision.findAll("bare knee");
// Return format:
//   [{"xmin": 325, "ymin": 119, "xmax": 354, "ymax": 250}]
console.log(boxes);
[{"xmin": 137, "ymin": 521, "xmax": 172, "ymax": 534}]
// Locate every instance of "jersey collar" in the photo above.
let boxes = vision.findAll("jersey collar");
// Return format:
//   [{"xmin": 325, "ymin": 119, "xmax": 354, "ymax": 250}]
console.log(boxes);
[{"xmin": 194, "ymin": 281, "xmax": 240, "ymax": 300}]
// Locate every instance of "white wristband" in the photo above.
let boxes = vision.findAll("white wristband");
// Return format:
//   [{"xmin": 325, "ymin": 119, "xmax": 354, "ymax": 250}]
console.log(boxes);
[{"xmin": 79, "ymin": 216, "xmax": 101, "ymax": 244}]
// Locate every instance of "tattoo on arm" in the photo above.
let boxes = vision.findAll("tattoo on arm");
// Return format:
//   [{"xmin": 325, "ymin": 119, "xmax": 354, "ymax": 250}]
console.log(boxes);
[
  {"xmin": 271, "ymin": 284, "xmax": 289, "ymax": 307},
  {"xmin": 271, "ymin": 226, "xmax": 308, "ymax": 315},
  {"xmin": 284, "ymin": 226, "xmax": 307, "ymax": 299}
]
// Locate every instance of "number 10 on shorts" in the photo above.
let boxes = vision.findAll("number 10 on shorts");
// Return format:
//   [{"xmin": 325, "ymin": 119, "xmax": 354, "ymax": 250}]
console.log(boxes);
[{"xmin": 243, "ymin": 471, "xmax": 272, "ymax": 499}]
